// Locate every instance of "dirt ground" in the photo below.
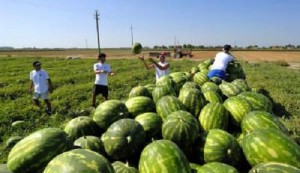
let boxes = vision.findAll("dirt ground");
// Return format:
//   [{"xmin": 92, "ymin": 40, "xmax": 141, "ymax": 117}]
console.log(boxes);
[{"xmin": 1, "ymin": 49, "xmax": 299, "ymax": 65}]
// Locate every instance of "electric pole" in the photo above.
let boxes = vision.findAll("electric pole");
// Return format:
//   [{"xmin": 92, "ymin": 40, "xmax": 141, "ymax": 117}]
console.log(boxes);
[
  {"xmin": 94, "ymin": 10, "xmax": 101, "ymax": 54},
  {"xmin": 130, "ymin": 25, "xmax": 134, "ymax": 46}
]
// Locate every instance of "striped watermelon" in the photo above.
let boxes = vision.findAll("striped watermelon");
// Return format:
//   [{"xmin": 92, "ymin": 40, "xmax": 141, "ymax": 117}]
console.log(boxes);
[
  {"xmin": 201, "ymin": 81, "xmax": 220, "ymax": 92},
  {"xmin": 202, "ymin": 129, "xmax": 242, "ymax": 166},
  {"xmin": 152, "ymin": 84, "xmax": 176, "ymax": 103},
  {"xmin": 156, "ymin": 95, "xmax": 186, "ymax": 120},
  {"xmin": 143, "ymin": 84, "xmax": 156, "ymax": 94},
  {"xmin": 135, "ymin": 112, "xmax": 163, "ymax": 140},
  {"xmin": 189, "ymin": 163, "xmax": 202, "ymax": 172},
  {"xmin": 241, "ymin": 128, "xmax": 300, "ymax": 168},
  {"xmin": 197, "ymin": 162, "xmax": 239, "ymax": 173},
  {"xmin": 249, "ymin": 162, "xmax": 300, "ymax": 173},
  {"xmin": 219, "ymin": 80, "xmax": 241, "ymax": 98},
  {"xmin": 190, "ymin": 67, "xmax": 200, "ymax": 74},
  {"xmin": 64, "ymin": 116, "xmax": 101, "ymax": 142},
  {"xmin": 7, "ymin": 128, "xmax": 70, "ymax": 173},
  {"xmin": 128, "ymin": 85, "xmax": 152, "ymax": 98},
  {"xmin": 101, "ymin": 118, "xmax": 146, "ymax": 160},
  {"xmin": 74, "ymin": 136, "xmax": 106, "ymax": 155},
  {"xmin": 203, "ymin": 90, "xmax": 223, "ymax": 103},
  {"xmin": 162, "ymin": 110, "xmax": 199, "ymax": 148},
  {"xmin": 139, "ymin": 140, "xmax": 191, "ymax": 173},
  {"xmin": 156, "ymin": 75, "xmax": 177, "ymax": 90},
  {"xmin": 132, "ymin": 42, "xmax": 142, "ymax": 54},
  {"xmin": 112, "ymin": 161, "xmax": 138, "ymax": 173},
  {"xmin": 238, "ymin": 91, "xmax": 273, "ymax": 112},
  {"xmin": 43, "ymin": 149, "xmax": 114, "ymax": 173},
  {"xmin": 193, "ymin": 72, "xmax": 209, "ymax": 86},
  {"xmin": 92, "ymin": 100, "xmax": 129, "ymax": 130},
  {"xmin": 231, "ymin": 79, "xmax": 250, "ymax": 92},
  {"xmin": 181, "ymin": 81, "xmax": 201, "ymax": 90},
  {"xmin": 241, "ymin": 110, "xmax": 289, "ymax": 134},
  {"xmin": 178, "ymin": 88, "xmax": 206, "ymax": 117},
  {"xmin": 125, "ymin": 96, "xmax": 156, "ymax": 117},
  {"xmin": 199, "ymin": 103, "xmax": 229, "ymax": 131},
  {"xmin": 223, "ymin": 96, "xmax": 252, "ymax": 125}
]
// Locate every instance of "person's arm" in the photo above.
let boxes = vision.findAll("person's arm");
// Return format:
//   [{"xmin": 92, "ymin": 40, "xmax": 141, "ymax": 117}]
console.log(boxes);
[
  {"xmin": 149, "ymin": 58, "xmax": 170, "ymax": 70},
  {"xmin": 29, "ymin": 81, "xmax": 34, "ymax": 93},
  {"xmin": 47, "ymin": 78, "xmax": 53, "ymax": 93},
  {"xmin": 138, "ymin": 56, "xmax": 154, "ymax": 70}
]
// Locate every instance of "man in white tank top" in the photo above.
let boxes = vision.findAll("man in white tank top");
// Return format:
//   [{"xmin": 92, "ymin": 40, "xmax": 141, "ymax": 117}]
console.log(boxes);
[
  {"xmin": 207, "ymin": 44, "xmax": 234, "ymax": 80},
  {"xmin": 138, "ymin": 52, "xmax": 170, "ymax": 82}
]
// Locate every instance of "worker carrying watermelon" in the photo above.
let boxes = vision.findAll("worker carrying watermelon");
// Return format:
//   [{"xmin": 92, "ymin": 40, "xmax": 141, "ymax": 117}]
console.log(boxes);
[
  {"xmin": 207, "ymin": 44, "xmax": 235, "ymax": 80},
  {"xmin": 138, "ymin": 52, "xmax": 170, "ymax": 82}
]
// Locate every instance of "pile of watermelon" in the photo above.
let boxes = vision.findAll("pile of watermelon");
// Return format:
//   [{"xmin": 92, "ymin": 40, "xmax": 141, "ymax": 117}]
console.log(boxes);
[{"xmin": 4, "ymin": 59, "xmax": 300, "ymax": 173}]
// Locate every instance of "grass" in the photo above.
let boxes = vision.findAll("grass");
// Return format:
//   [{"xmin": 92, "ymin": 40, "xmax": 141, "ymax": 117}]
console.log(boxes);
[{"xmin": 0, "ymin": 56, "xmax": 299, "ymax": 164}]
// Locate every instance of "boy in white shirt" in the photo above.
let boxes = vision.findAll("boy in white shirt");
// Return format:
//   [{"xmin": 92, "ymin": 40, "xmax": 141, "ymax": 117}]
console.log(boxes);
[
  {"xmin": 207, "ymin": 44, "xmax": 235, "ymax": 80},
  {"xmin": 29, "ymin": 61, "xmax": 53, "ymax": 114},
  {"xmin": 138, "ymin": 52, "xmax": 170, "ymax": 82},
  {"xmin": 92, "ymin": 53, "xmax": 114, "ymax": 107}
]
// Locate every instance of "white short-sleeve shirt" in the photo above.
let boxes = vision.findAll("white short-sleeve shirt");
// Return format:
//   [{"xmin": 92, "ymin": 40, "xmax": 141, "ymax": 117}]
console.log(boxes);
[
  {"xmin": 94, "ymin": 63, "xmax": 112, "ymax": 86},
  {"xmin": 29, "ymin": 69, "xmax": 50, "ymax": 93},
  {"xmin": 155, "ymin": 62, "xmax": 169, "ymax": 80},
  {"xmin": 210, "ymin": 52, "xmax": 234, "ymax": 71}
]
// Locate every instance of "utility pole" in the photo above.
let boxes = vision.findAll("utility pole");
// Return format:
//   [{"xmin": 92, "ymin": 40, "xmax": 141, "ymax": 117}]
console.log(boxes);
[
  {"xmin": 94, "ymin": 10, "xmax": 101, "ymax": 54},
  {"xmin": 130, "ymin": 25, "xmax": 134, "ymax": 46}
]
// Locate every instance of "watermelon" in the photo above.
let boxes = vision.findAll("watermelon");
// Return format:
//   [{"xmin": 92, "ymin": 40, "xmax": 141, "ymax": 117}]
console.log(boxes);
[
  {"xmin": 181, "ymin": 81, "xmax": 201, "ymax": 90},
  {"xmin": 5, "ymin": 136, "xmax": 23, "ymax": 148},
  {"xmin": 231, "ymin": 79, "xmax": 250, "ymax": 92},
  {"xmin": 152, "ymin": 84, "xmax": 176, "ymax": 103},
  {"xmin": 156, "ymin": 95, "xmax": 186, "ymax": 120},
  {"xmin": 202, "ymin": 129, "xmax": 242, "ymax": 166},
  {"xmin": 128, "ymin": 85, "xmax": 152, "ymax": 99},
  {"xmin": 162, "ymin": 110, "xmax": 199, "ymax": 148},
  {"xmin": 101, "ymin": 118, "xmax": 146, "ymax": 160},
  {"xmin": 7, "ymin": 128, "xmax": 71, "ymax": 173},
  {"xmin": 241, "ymin": 128, "xmax": 300, "ymax": 168},
  {"xmin": 241, "ymin": 110, "xmax": 289, "ymax": 134},
  {"xmin": 199, "ymin": 103, "xmax": 229, "ymax": 131},
  {"xmin": 92, "ymin": 100, "xmax": 129, "ymax": 130},
  {"xmin": 125, "ymin": 96, "xmax": 156, "ymax": 117},
  {"xmin": 178, "ymin": 88, "xmax": 206, "ymax": 117},
  {"xmin": 249, "ymin": 162, "xmax": 300, "ymax": 173},
  {"xmin": 201, "ymin": 81, "xmax": 220, "ymax": 92},
  {"xmin": 132, "ymin": 42, "xmax": 142, "ymax": 54},
  {"xmin": 156, "ymin": 75, "xmax": 178, "ymax": 93},
  {"xmin": 143, "ymin": 83, "xmax": 156, "ymax": 94},
  {"xmin": 43, "ymin": 149, "xmax": 114, "ymax": 173},
  {"xmin": 64, "ymin": 116, "xmax": 101, "ymax": 142},
  {"xmin": 203, "ymin": 90, "xmax": 222, "ymax": 103},
  {"xmin": 238, "ymin": 91, "xmax": 273, "ymax": 112},
  {"xmin": 189, "ymin": 163, "xmax": 201, "ymax": 172},
  {"xmin": 223, "ymin": 96, "xmax": 252, "ymax": 125},
  {"xmin": 112, "ymin": 161, "xmax": 138, "ymax": 173},
  {"xmin": 197, "ymin": 162, "xmax": 239, "ymax": 173},
  {"xmin": 219, "ymin": 80, "xmax": 241, "ymax": 98},
  {"xmin": 74, "ymin": 136, "xmax": 106, "ymax": 155},
  {"xmin": 193, "ymin": 72, "xmax": 209, "ymax": 86},
  {"xmin": 139, "ymin": 140, "xmax": 191, "ymax": 173},
  {"xmin": 135, "ymin": 112, "xmax": 163, "ymax": 140}
]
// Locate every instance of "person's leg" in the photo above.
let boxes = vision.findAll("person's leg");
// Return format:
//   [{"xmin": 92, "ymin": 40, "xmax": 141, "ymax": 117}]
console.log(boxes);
[
  {"xmin": 44, "ymin": 99, "xmax": 52, "ymax": 112},
  {"xmin": 92, "ymin": 85, "xmax": 99, "ymax": 107},
  {"xmin": 102, "ymin": 85, "xmax": 109, "ymax": 101},
  {"xmin": 32, "ymin": 92, "xmax": 41, "ymax": 107}
]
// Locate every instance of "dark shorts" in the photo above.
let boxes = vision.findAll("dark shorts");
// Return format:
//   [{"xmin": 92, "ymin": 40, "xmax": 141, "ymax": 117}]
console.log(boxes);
[
  {"xmin": 93, "ymin": 84, "xmax": 108, "ymax": 98},
  {"xmin": 207, "ymin": 69, "xmax": 227, "ymax": 80}
]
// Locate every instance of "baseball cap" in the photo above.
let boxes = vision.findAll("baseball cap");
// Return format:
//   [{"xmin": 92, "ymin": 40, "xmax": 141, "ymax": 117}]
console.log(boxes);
[{"xmin": 223, "ymin": 44, "xmax": 231, "ymax": 51}]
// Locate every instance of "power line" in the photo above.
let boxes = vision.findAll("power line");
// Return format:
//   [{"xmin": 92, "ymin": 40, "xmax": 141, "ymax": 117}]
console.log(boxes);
[{"xmin": 130, "ymin": 25, "xmax": 134, "ymax": 46}]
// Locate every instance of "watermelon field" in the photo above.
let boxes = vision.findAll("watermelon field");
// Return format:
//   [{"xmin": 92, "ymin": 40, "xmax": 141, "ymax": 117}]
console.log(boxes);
[{"xmin": 0, "ymin": 49, "xmax": 300, "ymax": 172}]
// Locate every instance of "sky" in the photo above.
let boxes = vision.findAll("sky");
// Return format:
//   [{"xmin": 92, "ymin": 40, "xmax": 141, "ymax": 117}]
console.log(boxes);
[{"xmin": 0, "ymin": 0, "xmax": 300, "ymax": 48}]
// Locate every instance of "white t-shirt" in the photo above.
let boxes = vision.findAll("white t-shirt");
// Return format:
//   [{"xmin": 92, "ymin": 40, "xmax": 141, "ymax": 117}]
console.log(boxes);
[
  {"xmin": 210, "ymin": 52, "xmax": 234, "ymax": 71},
  {"xmin": 94, "ymin": 62, "xmax": 111, "ymax": 86},
  {"xmin": 29, "ymin": 69, "xmax": 50, "ymax": 93},
  {"xmin": 155, "ymin": 62, "xmax": 170, "ymax": 80}
]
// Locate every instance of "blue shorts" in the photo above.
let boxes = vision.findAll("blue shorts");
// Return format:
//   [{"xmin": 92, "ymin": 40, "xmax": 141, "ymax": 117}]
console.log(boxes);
[{"xmin": 207, "ymin": 69, "xmax": 226, "ymax": 80}]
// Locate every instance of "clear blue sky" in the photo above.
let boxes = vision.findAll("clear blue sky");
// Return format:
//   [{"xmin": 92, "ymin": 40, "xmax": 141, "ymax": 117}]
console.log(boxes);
[{"xmin": 0, "ymin": 0, "xmax": 299, "ymax": 48}]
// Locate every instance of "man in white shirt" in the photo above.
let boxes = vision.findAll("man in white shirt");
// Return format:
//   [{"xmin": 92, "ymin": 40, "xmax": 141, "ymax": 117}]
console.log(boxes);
[
  {"xmin": 92, "ymin": 53, "xmax": 114, "ymax": 107},
  {"xmin": 138, "ymin": 52, "xmax": 170, "ymax": 82},
  {"xmin": 207, "ymin": 44, "xmax": 235, "ymax": 80},
  {"xmin": 29, "ymin": 61, "xmax": 53, "ymax": 114}
]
